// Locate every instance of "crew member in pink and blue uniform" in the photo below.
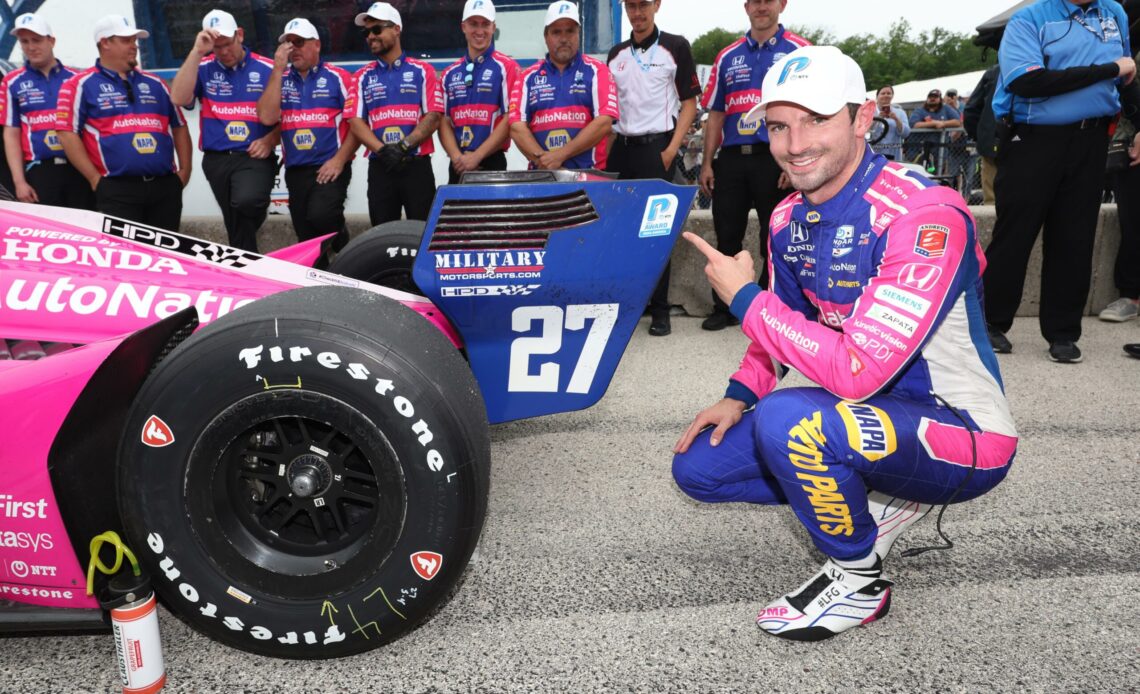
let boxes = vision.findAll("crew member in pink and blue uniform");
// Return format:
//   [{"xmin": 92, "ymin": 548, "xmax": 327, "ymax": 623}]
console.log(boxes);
[
  {"xmin": 56, "ymin": 14, "xmax": 191, "ymax": 231},
  {"xmin": 509, "ymin": 1, "xmax": 619, "ymax": 171},
  {"xmin": 1, "ymin": 13, "xmax": 92, "ymax": 210},
  {"xmin": 257, "ymin": 18, "xmax": 358, "ymax": 249},
  {"xmin": 348, "ymin": 2, "xmax": 443, "ymax": 225},
  {"xmin": 673, "ymin": 46, "xmax": 1018, "ymax": 642},
  {"xmin": 171, "ymin": 9, "xmax": 279, "ymax": 252},
  {"xmin": 698, "ymin": 0, "xmax": 809, "ymax": 331},
  {"xmin": 439, "ymin": 0, "xmax": 519, "ymax": 184}
]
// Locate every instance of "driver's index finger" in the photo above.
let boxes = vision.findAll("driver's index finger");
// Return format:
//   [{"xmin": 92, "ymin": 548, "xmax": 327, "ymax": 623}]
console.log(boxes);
[{"xmin": 683, "ymin": 231, "xmax": 718, "ymax": 258}]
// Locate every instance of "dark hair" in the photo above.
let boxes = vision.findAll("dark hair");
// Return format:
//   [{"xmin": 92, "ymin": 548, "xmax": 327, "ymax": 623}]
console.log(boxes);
[
  {"xmin": 876, "ymin": 85, "xmax": 893, "ymax": 97},
  {"xmin": 846, "ymin": 103, "xmax": 861, "ymax": 121}
]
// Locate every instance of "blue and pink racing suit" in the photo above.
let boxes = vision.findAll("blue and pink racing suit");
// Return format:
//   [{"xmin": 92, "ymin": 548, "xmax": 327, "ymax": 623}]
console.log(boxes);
[{"xmin": 673, "ymin": 147, "xmax": 1018, "ymax": 561}]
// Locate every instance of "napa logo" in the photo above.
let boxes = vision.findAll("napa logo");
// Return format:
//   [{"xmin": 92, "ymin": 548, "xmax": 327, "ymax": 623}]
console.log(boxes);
[
  {"xmin": 292, "ymin": 129, "xmax": 315, "ymax": 150},
  {"xmin": 639, "ymin": 194, "xmax": 677, "ymax": 238},
  {"xmin": 836, "ymin": 402, "xmax": 896, "ymax": 462},
  {"xmin": 777, "ymin": 56, "xmax": 811, "ymax": 85},
  {"xmin": 459, "ymin": 126, "xmax": 474, "ymax": 149},
  {"xmin": 132, "ymin": 133, "xmax": 157, "ymax": 154},
  {"xmin": 381, "ymin": 126, "xmax": 404, "ymax": 143},
  {"xmin": 544, "ymin": 129, "xmax": 570, "ymax": 149},
  {"xmin": 44, "ymin": 130, "xmax": 61, "ymax": 151},
  {"xmin": 225, "ymin": 121, "xmax": 250, "ymax": 141}
]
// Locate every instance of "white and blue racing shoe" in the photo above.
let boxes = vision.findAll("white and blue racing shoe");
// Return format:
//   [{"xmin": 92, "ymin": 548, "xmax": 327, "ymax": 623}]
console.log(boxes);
[
  {"xmin": 868, "ymin": 491, "xmax": 934, "ymax": 560},
  {"xmin": 756, "ymin": 558, "xmax": 893, "ymax": 641}
]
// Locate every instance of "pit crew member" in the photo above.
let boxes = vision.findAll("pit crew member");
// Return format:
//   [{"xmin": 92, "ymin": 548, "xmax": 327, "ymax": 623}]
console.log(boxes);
[
  {"xmin": 1, "ymin": 13, "xmax": 93, "ymax": 210},
  {"xmin": 699, "ymin": 0, "xmax": 809, "ymax": 331},
  {"xmin": 56, "ymin": 14, "xmax": 191, "ymax": 231},
  {"xmin": 673, "ymin": 46, "xmax": 1019, "ymax": 641},
  {"xmin": 257, "ymin": 18, "xmax": 358, "ymax": 248},
  {"xmin": 509, "ymin": 1, "xmax": 619, "ymax": 171},
  {"xmin": 170, "ymin": 9, "xmax": 279, "ymax": 252},
  {"xmin": 439, "ymin": 0, "xmax": 519, "ymax": 184},
  {"xmin": 348, "ymin": 2, "xmax": 443, "ymax": 225}
]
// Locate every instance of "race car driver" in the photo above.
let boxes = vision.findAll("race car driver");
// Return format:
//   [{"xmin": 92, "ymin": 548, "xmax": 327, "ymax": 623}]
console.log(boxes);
[{"xmin": 672, "ymin": 46, "xmax": 1018, "ymax": 641}]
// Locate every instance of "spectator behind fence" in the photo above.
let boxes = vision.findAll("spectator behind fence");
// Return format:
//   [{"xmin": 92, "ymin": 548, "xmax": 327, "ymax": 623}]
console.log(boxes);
[
  {"xmin": 348, "ymin": 2, "xmax": 443, "ymax": 225},
  {"xmin": 905, "ymin": 89, "xmax": 960, "ymax": 162},
  {"xmin": 1099, "ymin": 77, "xmax": 1140, "ymax": 324},
  {"xmin": 606, "ymin": 0, "xmax": 700, "ymax": 337},
  {"xmin": 963, "ymin": 63, "xmax": 1000, "ymax": 205},
  {"xmin": 697, "ymin": 0, "xmax": 810, "ymax": 332},
  {"xmin": 870, "ymin": 85, "xmax": 909, "ymax": 160},
  {"xmin": 439, "ymin": 0, "xmax": 519, "ymax": 184},
  {"xmin": 257, "ymin": 18, "xmax": 358, "ymax": 250},
  {"xmin": 509, "ymin": 2, "xmax": 618, "ymax": 171},
  {"xmin": 944, "ymin": 87, "xmax": 960, "ymax": 112},
  {"xmin": 170, "ymin": 9, "xmax": 279, "ymax": 253},
  {"xmin": 56, "ymin": 15, "xmax": 191, "ymax": 231},
  {"xmin": 1, "ymin": 14, "xmax": 94, "ymax": 211},
  {"xmin": 985, "ymin": 0, "xmax": 1140, "ymax": 364}
]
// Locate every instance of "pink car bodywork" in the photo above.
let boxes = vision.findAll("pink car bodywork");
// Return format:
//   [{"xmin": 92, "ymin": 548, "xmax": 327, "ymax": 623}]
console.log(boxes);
[{"xmin": 0, "ymin": 201, "xmax": 458, "ymax": 609}]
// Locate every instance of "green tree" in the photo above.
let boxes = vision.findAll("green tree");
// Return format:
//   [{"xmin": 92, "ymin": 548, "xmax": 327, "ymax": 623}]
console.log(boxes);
[{"xmin": 691, "ymin": 28, "xmax": 739, "ymax": 66}]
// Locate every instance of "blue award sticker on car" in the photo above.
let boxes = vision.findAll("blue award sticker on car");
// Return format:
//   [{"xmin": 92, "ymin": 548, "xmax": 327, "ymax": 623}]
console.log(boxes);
[{"xmin": 639, "ymin": 194, "xmax": 678, "ymax": 238}]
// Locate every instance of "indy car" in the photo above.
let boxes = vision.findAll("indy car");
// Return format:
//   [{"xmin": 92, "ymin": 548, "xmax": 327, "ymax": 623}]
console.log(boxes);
[{"xmin": 0, "ymin": 171, "xmax": 695, "ymax": 658}]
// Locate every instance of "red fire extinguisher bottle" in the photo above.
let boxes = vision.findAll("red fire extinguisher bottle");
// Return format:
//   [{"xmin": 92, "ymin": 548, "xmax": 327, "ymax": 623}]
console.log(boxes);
[{"xmin": 103, "ymin": 571, "xmax": 166, "ymax": 694}]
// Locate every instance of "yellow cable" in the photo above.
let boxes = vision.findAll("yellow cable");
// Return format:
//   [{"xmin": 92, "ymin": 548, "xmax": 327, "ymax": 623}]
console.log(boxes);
[{"xmin": 85, "ymin": 531, "xmax": 141, "ymax": 597}]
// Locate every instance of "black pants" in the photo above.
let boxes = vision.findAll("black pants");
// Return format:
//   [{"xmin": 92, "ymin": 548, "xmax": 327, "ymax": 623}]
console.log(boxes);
[
  {"xmin": 710, "ymin": 145, "xmax": 786, "ymax": 314},
  {"xmin": 1112, "ymin": 163, "xmax": 1140, "ymax": 300},
  {"xmin": 25, "ymin": 160, "xmax": 95, "ymax": 210},
  {"xmin": 367, "ymin": 156, "xmax": 435, "ymax": 225},
  {"xmin": 447, "ymin": 150, "xmax": 507, "ymax": 184},
  {"xmin": 95, "ymin": 173, "xmax": 183, "ymax": 231},
  {"xmin": 285, "ymin": 165, "xmax": 352, "ymax": 248},
  {"xmin": 202, "ymin": 151, "xmax": 278, "ymax": 252},
  {"xmin": 985, "ymin": 123, "xmax": 1109, "ymax": 343},
  {"xmin": 607, "ymin": 135, "xmax": 677, "ymax": 318}
]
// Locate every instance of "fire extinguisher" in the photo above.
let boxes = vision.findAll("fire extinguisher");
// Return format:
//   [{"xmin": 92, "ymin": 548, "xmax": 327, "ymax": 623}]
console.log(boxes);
[{"xmin": 88, "ymin": 531, "xmax": 166, "ymax": 694}]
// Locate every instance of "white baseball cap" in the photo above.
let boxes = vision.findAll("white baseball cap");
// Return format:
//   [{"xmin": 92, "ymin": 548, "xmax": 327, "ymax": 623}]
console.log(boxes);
[
  {"xmin": 9, "ymin": 13, "xmax": 52, "ymax": 38},
  {"xmin": 748, "ymin": 46, "xmax": 867, "ymax": 122},
  {"xmin": 202, "ymin": 9, "xmax": 239, "ymax": 38},
  {"xmin": 93, "ymin": 14, "xmax": 150, "ymax": 42},
  {"xmin": 279, "ymin": 18, "xmax": 319, "ymax": 43},
  {"xmin": 544, "ymin": 1, "xmax": 580, "ymax": 27},
  {"xmin": 355, "ymin": 2, "xmax": 402, "ymax": 28},
  {"xmin": 463, "ymin": 0, "xmax": 496, "ymax": 22}
]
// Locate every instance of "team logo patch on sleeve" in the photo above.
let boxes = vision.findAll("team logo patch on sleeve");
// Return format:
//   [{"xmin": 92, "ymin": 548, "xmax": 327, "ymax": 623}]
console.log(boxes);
[
  {"xmin": 835, "ymin": 402, "xmax": 897, "ymax": 462},
  {"xmin": 914, "ymin": 225, "xmax": 949, "ymax": 258}
]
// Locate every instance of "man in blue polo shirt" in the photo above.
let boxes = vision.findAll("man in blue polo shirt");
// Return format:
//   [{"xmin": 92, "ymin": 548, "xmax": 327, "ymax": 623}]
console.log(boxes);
[
  {"xmin": 171, "ymin": 9, "xmax": 279, "ymax": 252},
  {"xmin": 56, "ymin": 14, "xmax": 191, "ymax": 231},
  {"xmin": 1, "ymin": 14, "xmax": 92, "ymax": 210},
  {"xmin": 509, "ymin": 1, "xmax": 620, "ymax": 171},
  {"xmin": 698, "ymin": 0, "xmax": 810, "ymax": 331},
  {"xmin": 257, "ymin": 18, "xmax": 358, "ymax": 248},
  {"xmin": 984, "ymin": 0, "xmax": 1140, "ymax": 364},
  {"xmin": 439, "ymin": 0, "xmax": 519, "ymax": 184},
  {"xmin": 348, "ymin": 2, "xmax": 443, "ymax": 225}
]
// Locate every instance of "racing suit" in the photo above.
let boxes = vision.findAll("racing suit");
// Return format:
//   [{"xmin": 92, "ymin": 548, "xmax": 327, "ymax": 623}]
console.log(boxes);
[{"xmin": 673, "ymin": 147, "xmax": 1018, "ymax": 561}]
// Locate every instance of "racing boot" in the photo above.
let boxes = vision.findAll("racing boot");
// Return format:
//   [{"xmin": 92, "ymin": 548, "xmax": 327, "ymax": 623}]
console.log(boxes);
[
  {"xmin": 867, "ymin": 490, "xmax": 933, "ymax": 560},
  {"xmin": 756, "ymin": 557, "xmax": 893, "ymax": 641}
]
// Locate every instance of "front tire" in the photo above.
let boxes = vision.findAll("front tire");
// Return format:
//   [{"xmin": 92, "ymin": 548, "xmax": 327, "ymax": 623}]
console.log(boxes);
[{"xmin": 117, "ymin": 287, "xmax": 489, "ymax": 658}]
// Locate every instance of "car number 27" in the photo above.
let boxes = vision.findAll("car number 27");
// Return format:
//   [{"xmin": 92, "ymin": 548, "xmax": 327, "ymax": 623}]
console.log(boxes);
[{"xmin": 508, "ymin": 304, "xmax": 618, "ymax": 394}]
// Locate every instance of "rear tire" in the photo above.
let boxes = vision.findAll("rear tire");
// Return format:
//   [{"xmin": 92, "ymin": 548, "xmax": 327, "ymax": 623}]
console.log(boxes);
[
  {"xmin": 117, "ymin": 286, "xmax": 489, "ymax": 658},
  {"xmin": 328, "ymin": 220, "xmax": 425, "ymax": 294}
]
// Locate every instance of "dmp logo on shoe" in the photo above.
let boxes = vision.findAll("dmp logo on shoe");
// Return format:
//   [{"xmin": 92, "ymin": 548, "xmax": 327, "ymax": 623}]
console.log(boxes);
[
  {"xmin": 638, "ymin": 194, "xmax": 677, "ymax": 238},
  {"xmin": 836, "ymin": 402, "xmax": 897, "ymax": 462}
]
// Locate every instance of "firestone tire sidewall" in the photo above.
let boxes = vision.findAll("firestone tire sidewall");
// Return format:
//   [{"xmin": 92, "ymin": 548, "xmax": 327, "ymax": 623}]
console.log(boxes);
[{"xmin": 118, "ymin": 290, "xmax": 487, "ymax": 659}]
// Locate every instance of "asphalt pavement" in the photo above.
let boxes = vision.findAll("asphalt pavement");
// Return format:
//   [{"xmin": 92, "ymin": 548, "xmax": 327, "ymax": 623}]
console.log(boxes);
[{"xmin": 2, "ymin": 316, "xmax": 1138, "ymax": 693}]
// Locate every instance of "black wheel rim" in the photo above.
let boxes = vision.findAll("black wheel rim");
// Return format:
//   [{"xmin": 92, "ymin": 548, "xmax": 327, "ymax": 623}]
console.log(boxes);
[
  {"xmin": 185, "ymin": 391, "xmax": 407, "ymax": 599},
  {"xmin": 366, "ymin": 266, "xmax": 420, "ymax": 295}
]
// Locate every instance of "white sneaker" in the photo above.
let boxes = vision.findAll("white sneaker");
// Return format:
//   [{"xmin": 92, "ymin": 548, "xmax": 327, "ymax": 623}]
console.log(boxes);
[
  {"xmin": 1099, "ymin": 297, "xmax": 1139, "ymax": 322},
  {"xmin": 868, "ymin": 491, "xmax": 933, "ymax": 560},
  {"xmin": 756, "ymin": 558, "xmax": 893, "ymax": 641}
]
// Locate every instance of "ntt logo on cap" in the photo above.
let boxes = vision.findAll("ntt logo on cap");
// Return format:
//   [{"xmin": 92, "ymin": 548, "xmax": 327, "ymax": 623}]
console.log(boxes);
[{"xmin": 777, "ymin": 57, "xmax": 810, "ymax": 86}]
